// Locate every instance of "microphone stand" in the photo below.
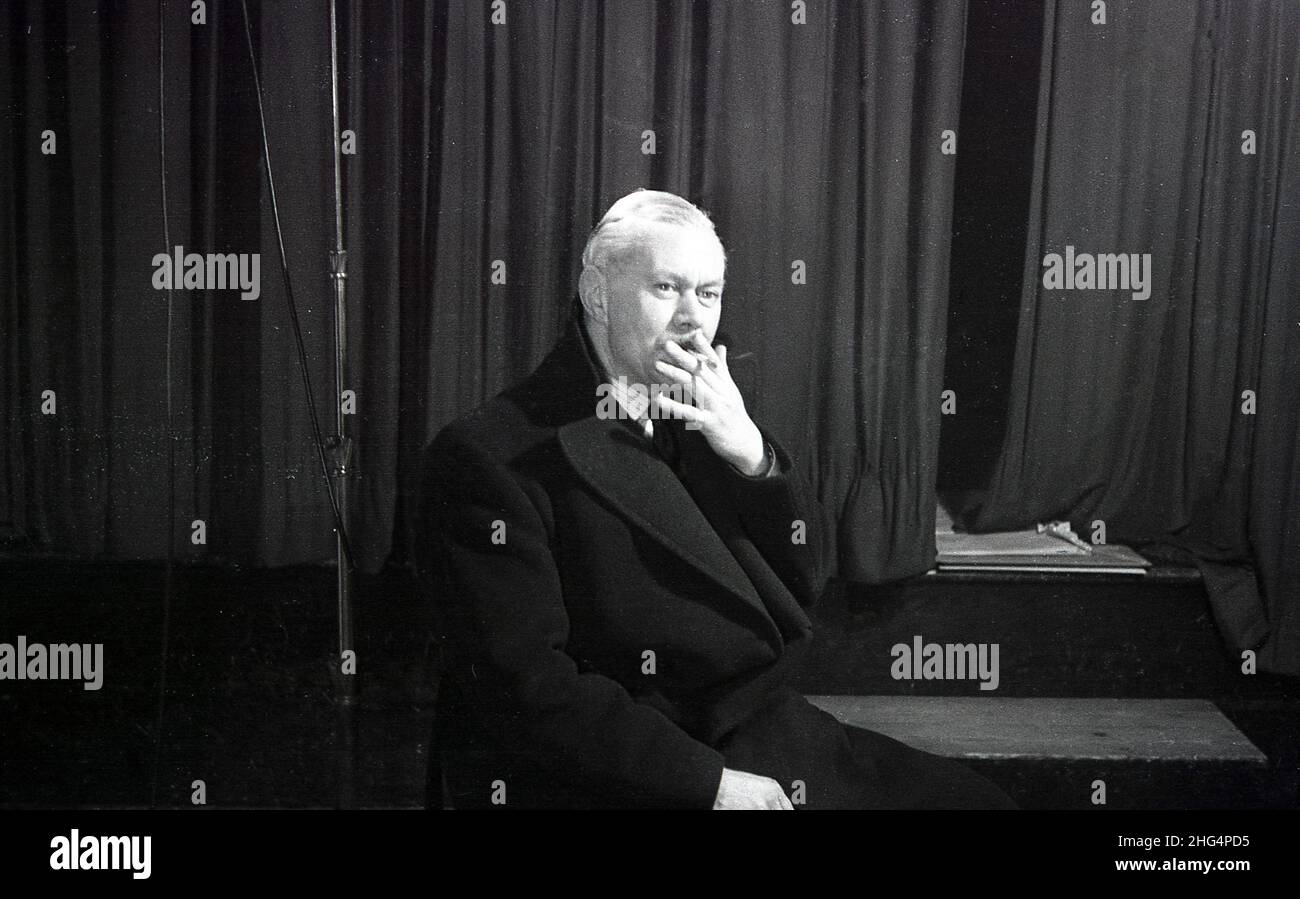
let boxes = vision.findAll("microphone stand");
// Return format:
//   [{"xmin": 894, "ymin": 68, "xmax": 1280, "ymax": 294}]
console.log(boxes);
[
  {"xmin": 238, "ymin": 0, "xmax": 360, "ymax": 808},
  {"xmin": 324, "ymin": 0, "xmax": 358, "ymax": 809}
]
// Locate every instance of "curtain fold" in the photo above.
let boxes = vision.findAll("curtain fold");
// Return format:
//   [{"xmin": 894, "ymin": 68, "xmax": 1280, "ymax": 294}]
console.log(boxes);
[
  {"xmin": 3, "ymin": 0, "xmax": 965, "ymax": 588},
  {"xmin": 963, "ymin": 0, "xmax": 1300, "ymax": 675}
]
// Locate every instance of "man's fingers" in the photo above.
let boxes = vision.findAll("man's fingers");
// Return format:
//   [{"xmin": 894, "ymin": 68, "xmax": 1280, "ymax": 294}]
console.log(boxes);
[
  {"xmin": 763, "ymin": 776, "xmax": 794, "ymax": 810},
  {"xmin": 766, "ymin": 792, "xmax": 792, "ymax": 810},
  {"xmin": 649, "ymin": 393, "xmax": 704, "ymax": 423},
  {"xmin": 662, "ymin": 339, "xmax": 708, "ymax": 372},
  {"xmin": 653, "ymin": 359, "xmax": 722, "ymax": 408},
  {"xmin": 715, "ymin": 769, "xmax": 796, "ymax": 810},
  {"xmin": 652, "ymin": 357, "xmax": 694, "ymax": 386},
  {"xmin": 687, "ymin": 331, "xmax": 722, "ymax": 371},
  {"xmin": 655, "ymin": 356, "xmax": 724, "ymax": 402},
  {"xmin": 662, "ymin": 341, "xmax": 724, "ymax": 390}
]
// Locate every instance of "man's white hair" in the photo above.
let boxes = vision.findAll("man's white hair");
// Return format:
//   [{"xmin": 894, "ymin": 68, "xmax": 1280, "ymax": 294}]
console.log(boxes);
[{"xmin": 581, "ymin": 189, "xmax": 724, "ymax": 273}]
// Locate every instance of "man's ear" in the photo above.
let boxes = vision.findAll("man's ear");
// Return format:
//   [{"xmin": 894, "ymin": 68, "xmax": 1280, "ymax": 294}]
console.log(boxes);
[{"xmin": 578, "ymin": 266, "xmax": 608, "ymax": 325}]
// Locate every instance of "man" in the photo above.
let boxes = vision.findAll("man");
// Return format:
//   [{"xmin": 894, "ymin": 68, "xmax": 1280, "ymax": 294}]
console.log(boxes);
[{"xmin": 417, "ymin": 189, "xmax": 1014, "ymax": 809}]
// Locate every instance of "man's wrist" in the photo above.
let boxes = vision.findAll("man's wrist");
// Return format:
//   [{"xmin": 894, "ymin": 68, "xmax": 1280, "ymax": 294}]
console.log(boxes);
[
  {"xmin": 731, "ymin": 440, "xmax": 777, "ymax": 478},
  {"xmin": 726, "ymin": 425, "xmax": 768, "ymax": 476}
]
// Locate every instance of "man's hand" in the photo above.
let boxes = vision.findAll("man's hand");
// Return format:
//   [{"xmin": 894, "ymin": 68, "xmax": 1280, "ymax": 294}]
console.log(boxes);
[
  {"xmin": 651, "ymin": 332, "xmax": 766, "ymax": 475},
  {"xmin": 713, "ymin": 767, "xmax": 795, "ymax": 810}
]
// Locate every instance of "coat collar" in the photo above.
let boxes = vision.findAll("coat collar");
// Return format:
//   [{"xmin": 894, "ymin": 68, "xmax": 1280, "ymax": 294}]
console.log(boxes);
[{"xmin": 545, "ymin": 303, "xmax": 783, "ymax": 646}]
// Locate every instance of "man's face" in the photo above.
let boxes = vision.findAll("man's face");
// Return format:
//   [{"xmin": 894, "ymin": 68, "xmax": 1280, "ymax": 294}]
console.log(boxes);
[{"xmin": 597, "ymin": 222, "xmax": 726, "ymax": 389}]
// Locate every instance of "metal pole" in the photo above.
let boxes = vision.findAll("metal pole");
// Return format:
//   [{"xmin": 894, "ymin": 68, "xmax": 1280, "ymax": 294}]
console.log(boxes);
[{"xmin": 326, "ymin": 0, "xmax": 357, "ymax": 809}]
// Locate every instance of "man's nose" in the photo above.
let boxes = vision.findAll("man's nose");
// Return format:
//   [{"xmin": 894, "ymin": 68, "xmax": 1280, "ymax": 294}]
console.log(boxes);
[{"xmin": 673, "ymin": 289, "xmax": 705, "ymax": 326}]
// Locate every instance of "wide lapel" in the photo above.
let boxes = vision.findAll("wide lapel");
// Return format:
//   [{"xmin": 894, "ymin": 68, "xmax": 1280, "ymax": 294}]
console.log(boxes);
[
  {"xmin": 674, "ymin": 426, "xmax": 815, "ymax": 645},
  {"xmin": 558, "ymin": 416, "xmax": 783, "ymax": 647}
]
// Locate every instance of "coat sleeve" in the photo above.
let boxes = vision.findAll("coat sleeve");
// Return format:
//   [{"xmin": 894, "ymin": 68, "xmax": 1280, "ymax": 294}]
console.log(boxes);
[
  {"xmin": 417, "ymin": 424, "xmax": 727, "ymax": 809},
  {"xmin": 714, "ymin": 428, "xmax": 828, "ymax": 608}
]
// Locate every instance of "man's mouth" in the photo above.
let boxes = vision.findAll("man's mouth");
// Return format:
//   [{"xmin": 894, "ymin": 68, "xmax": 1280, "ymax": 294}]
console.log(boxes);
[{"xmin": 663, "ymin": 331, "xmax": 707, "ymax": 355}]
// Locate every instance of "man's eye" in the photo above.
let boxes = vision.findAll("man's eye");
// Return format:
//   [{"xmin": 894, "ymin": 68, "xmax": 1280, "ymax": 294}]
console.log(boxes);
[{"xmin": 655, "ymin": 282, "xmax": 675, "ymax": 292}]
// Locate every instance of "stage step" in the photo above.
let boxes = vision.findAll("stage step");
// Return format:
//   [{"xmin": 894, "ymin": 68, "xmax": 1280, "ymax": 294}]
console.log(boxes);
[
  {"xmin": 807, "ymin": 695, "xmax": 1272, "ymax": 809},
  {"xmin": 806, "ymin": 696, "xmax": 1266, "ymax": 762},
  {"xmin": 798, "ymin": 570, "xmax": 1268, "ymax": 699}
]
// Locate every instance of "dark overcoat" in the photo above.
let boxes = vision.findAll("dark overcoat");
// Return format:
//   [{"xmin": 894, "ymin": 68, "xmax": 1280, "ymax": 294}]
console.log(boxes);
[{"xmin": 417, "ymin": 307, "xmax": 1013, "ymax": 810}]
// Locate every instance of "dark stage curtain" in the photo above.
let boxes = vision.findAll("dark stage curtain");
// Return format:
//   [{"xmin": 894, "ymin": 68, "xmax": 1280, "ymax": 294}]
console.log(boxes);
[
  {"xmin": 2, "ymin": 0, "xmax": 363, "ymax": 567},
  {"xmin": 961, "ymin": 0, "xmax": 1300, "ymax": 675},
  {"xmin": 2, "ymin": 0, "xmax": 967, "ymax": 585}
]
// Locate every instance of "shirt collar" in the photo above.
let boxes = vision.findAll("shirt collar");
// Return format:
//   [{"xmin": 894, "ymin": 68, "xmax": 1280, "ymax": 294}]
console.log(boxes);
[{"xmin": 576, "ymin": 308, "xmax": 657, "ymax": 438}]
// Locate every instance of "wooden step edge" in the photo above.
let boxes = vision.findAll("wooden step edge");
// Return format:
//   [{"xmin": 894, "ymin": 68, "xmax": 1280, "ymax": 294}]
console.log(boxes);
[{"xmin": 806, "ymin": 695, "xmax": 1269, "ymax": 766}]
